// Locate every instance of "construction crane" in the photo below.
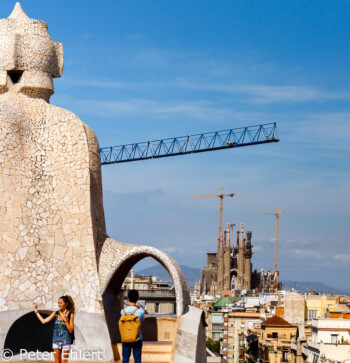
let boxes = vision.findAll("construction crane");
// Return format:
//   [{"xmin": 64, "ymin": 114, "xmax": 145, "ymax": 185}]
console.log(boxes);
[
  {"xmin": 194, "ymin": 188, "xmax": 234, "ymax": 237},
  {"xmin": 100, "ymin": 122, "xmax": 279, "ymax": 165},
  {"xmin": 262, "ymin": 208, "xmax": 284, "ymax": 289}
]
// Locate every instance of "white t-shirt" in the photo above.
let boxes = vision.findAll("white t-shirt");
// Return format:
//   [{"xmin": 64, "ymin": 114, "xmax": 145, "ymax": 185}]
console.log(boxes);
[{"xmin": 121, "ymin": 306, "xmax": 145, "ymax": 340}]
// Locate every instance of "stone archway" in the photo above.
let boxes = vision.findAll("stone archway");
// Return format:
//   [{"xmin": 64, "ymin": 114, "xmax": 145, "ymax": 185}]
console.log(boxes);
[
  {"xmin": 98, "ymin": 239, "xmax": 190, "ymax": 343},
  {"xmin": 4, "ymin": 311, "xmax": 54, "ymax": 355}
]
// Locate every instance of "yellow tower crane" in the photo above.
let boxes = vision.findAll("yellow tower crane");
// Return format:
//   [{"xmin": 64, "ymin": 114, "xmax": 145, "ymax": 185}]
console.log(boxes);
[
  {"xmin": 194, "ymin": 187, "xmax": 234, "ymax": 237},
  {"xmin": 262, "ymin": 208, "xmax": 284, "ymax": 290}
]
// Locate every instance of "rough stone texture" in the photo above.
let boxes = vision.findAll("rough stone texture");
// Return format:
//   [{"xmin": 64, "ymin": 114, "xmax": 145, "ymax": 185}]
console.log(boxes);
[
  {"xmin": 0, "ymin": 3, "xmax": 101, "ymax": 314},
  {"xmin": 284, "ymin": 292, "xmax": 305, "ymax": 325},
  {"xmin": 0, "ymin": 3, "xmax": 192, "ymax": 361},
  {"xmin": 173, "ymin": 306, "xmax": 207, "ymax": 363}
]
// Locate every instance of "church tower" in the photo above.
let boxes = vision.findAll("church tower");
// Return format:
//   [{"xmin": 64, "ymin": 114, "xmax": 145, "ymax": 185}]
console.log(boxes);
[
  {"xmin": 237, "ymin": 224, "xmax": 245, "ymax": 290},
  {"xmin": 223, "ymin": 225, "xmax": 232, "ymax": 291},
  {"xmin": 217, "ymin": 233, "xmax": 225, "ymax": 294},
  {"xmin": 244, "ymin": 231, "xmax": 253, "ymax": 289}
]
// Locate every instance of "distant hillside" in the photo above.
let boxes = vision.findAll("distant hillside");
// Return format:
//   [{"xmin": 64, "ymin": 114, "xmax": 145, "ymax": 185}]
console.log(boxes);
[
  {"xmin": 137, "ymin": 264, "xmax": 201, "ymax": 288},
  {"xmin": 137, "ymin": 264, "xmax": 349, "ymax": 295},
  {"xmin": 281, "ymin": 280, "xmax": 350, "ymax": 296}
]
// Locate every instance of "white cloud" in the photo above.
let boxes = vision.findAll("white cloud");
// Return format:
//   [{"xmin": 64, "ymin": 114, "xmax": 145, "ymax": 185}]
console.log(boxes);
[
  {"xmin": 334, "ymin": 254, "xmax": 350, "ymax": 262},
  {"xmin": 57, "ymin": 96, "xmax": 251, "ymax": 122},
  {"xmin": 60, "ymin": 72, "xmax": 350, "ymax": 105},
  {"xmin": 290, "ymin": 248, "xmax": 321, "ymax": 259},
  {"xmin": 174, "ymin": 78, "xmax": 350, "ymax": 104},
  {"xmin": 242, "ymin": 85, "xmax": 321, "ymax": 104},
  {"xmin": 162, "ymin": 247, "xmax": 186, "ymax": 254}
]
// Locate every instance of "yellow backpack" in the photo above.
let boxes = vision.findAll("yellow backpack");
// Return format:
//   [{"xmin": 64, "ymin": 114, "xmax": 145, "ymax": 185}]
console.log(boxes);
[{"xmin": 119, "ymin": 308, "xmax": 140, "ymax": 343}]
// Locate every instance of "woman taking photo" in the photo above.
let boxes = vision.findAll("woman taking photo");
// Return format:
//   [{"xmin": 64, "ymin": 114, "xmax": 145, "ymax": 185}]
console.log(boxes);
[{"xmin": 33, "ymin": 295, "xmax": 75, "ymax": 363}]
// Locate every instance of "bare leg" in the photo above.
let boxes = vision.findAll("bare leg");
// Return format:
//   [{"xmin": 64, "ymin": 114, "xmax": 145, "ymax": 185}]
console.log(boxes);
[
  {"xmin": 54, "ymin": 349, "xmax": 62, "ymax": 363},
  {"xmin": 62, "ymin": 349, "xmax": 70, "ymax": 363}
]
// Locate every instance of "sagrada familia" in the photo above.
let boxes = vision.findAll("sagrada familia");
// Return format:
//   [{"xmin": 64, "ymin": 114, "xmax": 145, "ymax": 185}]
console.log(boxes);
[
  {"xmin": 0, "ymin": 4, "xmax": 206, "ymax": 362},
  {"xmin": 200, "ymin": 224, "xmax": 278, "ymax": 295}
]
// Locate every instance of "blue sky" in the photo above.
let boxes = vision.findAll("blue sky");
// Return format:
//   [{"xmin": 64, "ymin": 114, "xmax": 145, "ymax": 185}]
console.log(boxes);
[{"xmin": 3, "ymin": 1, "xmax": 350, "ymax": 289}]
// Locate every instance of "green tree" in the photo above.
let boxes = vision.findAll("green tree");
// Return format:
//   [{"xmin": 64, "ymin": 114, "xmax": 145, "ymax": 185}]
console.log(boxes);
[{"xmin": 206, "ymin": 337, "xmax": 221, "ymax": 354}]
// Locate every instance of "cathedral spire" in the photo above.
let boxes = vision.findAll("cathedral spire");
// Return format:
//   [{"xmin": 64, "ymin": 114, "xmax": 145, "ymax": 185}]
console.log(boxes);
[
  {"xmin": 239, "ymin": 223, "xmax": 244, "ymax": 247},
  {"xmin": 246, "ymin": 231, "xmax": 252, "ymax": 248},
  {"xmin": 226, "ymin": 223, "xmax": 231, "ymax": 248}
]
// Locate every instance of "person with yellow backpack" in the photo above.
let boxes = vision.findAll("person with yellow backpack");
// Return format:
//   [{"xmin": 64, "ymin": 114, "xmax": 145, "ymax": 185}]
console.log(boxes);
[{"xmin": 119, "ymin": 290, "xmax": 145, "ymax": 363}]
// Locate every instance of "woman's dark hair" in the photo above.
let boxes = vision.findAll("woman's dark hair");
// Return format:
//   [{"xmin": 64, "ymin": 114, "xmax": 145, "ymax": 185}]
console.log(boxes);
[
  {"xmin": 128, "ymin": 290, "xmax": 139, "ymax": 303},
  {"xmin": 59, "ymin": 295, "xmax": 75, "ymax": 314}
]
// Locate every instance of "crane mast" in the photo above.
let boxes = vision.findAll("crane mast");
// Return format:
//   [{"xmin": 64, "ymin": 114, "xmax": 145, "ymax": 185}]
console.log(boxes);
[
  {"xmin": 262, "ymin": 208, "xmax": 284, "ymax": 290},
  {"xmin": 194, "ymin": 187, "xmax": 234, "ymax": 237}
]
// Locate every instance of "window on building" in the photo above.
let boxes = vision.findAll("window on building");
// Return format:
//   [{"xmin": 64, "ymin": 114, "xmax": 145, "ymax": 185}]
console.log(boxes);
[
  {"xmin": 331, "ymin": 334, "xmax": 338, "ymax": 344},
  {"xmin": 212, "ymin": 323, "xmax": 224, "ymax": 332},
  {"xmin": 155, "ymin": 302, "xmax": 159, "ymax": 313},
  {"xmin": 308, "ymin": 310, "xmax": 318, "ymax": 320},
  {"xmin": 282, "ymin": 351, "xmax": 288, "ymax": 362},
  {"xmin": 213, "ymin": 332, "xmax": 221, "ymax": 340},
  {"xmin": 272, "ymin": 332, "xmax": 278, "ymax": 339}
]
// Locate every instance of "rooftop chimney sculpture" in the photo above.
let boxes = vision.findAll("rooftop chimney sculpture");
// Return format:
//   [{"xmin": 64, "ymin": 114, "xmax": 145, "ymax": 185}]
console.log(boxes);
[{"xmin": 0, "ymin": 4, "xmax": 200, "ymax": 362}]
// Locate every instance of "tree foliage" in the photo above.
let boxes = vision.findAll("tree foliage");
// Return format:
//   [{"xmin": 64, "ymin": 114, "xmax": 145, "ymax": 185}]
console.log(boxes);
[{"xmin": 206, "ymin": 337, "xmax": 221, "ymax": 354}]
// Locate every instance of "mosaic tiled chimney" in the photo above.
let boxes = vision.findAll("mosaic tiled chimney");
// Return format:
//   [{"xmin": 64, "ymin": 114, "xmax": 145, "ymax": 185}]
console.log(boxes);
[{"xmin": 0, "ymin": 4, "xmax": 192, "ymax": 361}]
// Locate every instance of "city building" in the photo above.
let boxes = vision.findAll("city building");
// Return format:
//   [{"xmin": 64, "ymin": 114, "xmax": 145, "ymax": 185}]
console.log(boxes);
[
  {"xmin": 305, "ymin": 294, "xmax": 338, "ymax": 321},
  {"xmin": 329, "ymin": 298, "xmax": 350, "ymax": 319},
  {"xmin": 224, "ymin": 311, "xmax": 262, "ymax": 363},
  {"xmin": 123, "ymin": 269, "xmax": 153, "ymax": 290},
  {"xmin": 259, "ymin": 315, "xmax": 297, "ymax": 363},
  {"xmin": 200, "ymin": 223, "xmax": 280, "ymax": 296},
  {"xmin": 201, "ymin": 224, "xmax": 262, "ymax": 295},
  {"xmin": 290, "ymin": 325, "xmax": 310, "ymax": 363},
  {"xmin": 284, "ymin": 292, "xmax": 305, "ymax": 325},
  {"xmin": 122, "ymin": 270, "xmax": 177, "ymax": 314},
  {"xmin": 212, "ymin": 297, "xmax": 242, "ymax": 311},
  {"xmin": 307, "ymin": 318, "xmax": 350, "ymax": 363},
  {"xmin": 207, "ymin": 312, "xmax": 225, "ymax": 341}
]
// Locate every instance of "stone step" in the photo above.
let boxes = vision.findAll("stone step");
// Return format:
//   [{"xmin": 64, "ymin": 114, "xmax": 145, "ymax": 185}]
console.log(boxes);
[{"xmin": 141, "ymin": 352, "xmax": 172, "ymax": 361}]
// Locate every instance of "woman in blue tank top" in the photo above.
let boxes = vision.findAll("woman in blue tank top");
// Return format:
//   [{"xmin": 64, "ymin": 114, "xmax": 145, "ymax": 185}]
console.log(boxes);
[{"xmin": 33, "ymin": 295, "xmax": 75, "ymax": 363}]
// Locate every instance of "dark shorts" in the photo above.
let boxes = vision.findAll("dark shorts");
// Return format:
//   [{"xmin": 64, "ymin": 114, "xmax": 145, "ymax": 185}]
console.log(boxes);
[{"xmin": 122, "ymin": 340, "xmax": 142, "ymax": 363}]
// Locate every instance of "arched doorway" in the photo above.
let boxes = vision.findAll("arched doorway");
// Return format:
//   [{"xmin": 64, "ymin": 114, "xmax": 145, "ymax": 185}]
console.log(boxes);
[
  {"xmin": 4, "ymin": 311, "xmax": 54, "ymax": 355},
  {"xmin": 121, "ymin": 258, "xmax": 177, "ymax": 315},
  {"xmin": 99, "ymin": 242, "xmax": 190, "ymax": 344}
]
